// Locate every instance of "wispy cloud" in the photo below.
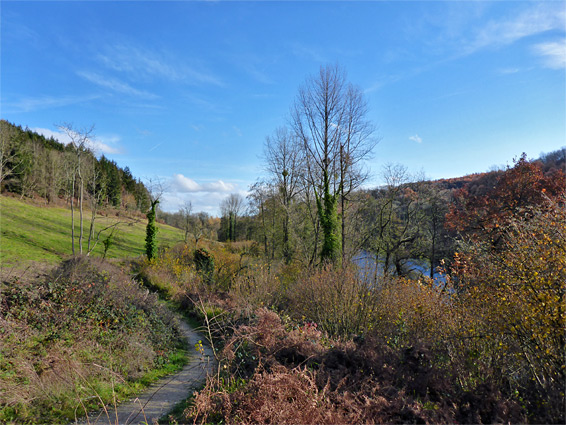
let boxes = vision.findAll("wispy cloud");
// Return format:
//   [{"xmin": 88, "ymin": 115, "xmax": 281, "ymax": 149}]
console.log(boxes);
[
  {"xmin": 95, "ymin": 135, "xmax": 122, "ymax": 155},
  {"xmin": 242, "ymin": 62, "xmax": 274, "ymax": 84},
  {"xmin": 229, "ymin": 51, "xmax": 275, "ymax": 85},
  {"xmin": 532, "ymin": 39, "xmax": 566, "ymax": 69},
  {"xmin": 31, "ymin": 127, "xmax": 121, "ymax": 155},
  {"xmin": 136, "ymin": 128, "xmax": 153, "ymax": 137},
  {"xmin": 2, "ymin": 94, "xmax": 100, "ymax": 113},
  {"xmin": 409, "ymin": 134, "xmax": 422, "ymax": 144},
  {"xmin": 497, "ymin": 67, "xmax": 521, "ymax": 75},
  {"xmin": 171, "ymin": 173, "xmax": 236, "ymax": 194},
  {"xmin": 465, "ymin": 3, "xmax": 565, "ymax": 55},
  {"xmin": 77, "ymin": 71, "xmax": 158, "ymax": 99},
  {"xmin": 184, "ymin": 93, "xmax": 230, "ymax": 114},
  {"xmin": 369, "ymin": 3, "xmax": 565, "ymax": 92},
  {"xmin": 364, "ymin": 74, "xmax": 403, "ymax": 94},
  {"xmin": 232, "ymin": 126, "xmax": 243, "ymax": 137},
  {"xmin": 97, "ymin": 42, "xmax": 223, "ymax": 86},
  {"xmin": 291, "ymin": 43, "xmax": 327, "ymax": 63}
]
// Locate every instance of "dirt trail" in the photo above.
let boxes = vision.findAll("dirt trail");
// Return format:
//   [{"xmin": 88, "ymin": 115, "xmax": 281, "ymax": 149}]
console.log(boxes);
[{"xmin": 76, "ymin": 319, "xmax": 216, "ymax": 425}]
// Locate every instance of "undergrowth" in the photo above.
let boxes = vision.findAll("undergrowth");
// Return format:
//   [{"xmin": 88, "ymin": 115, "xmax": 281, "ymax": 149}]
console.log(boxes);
[
  {"xmin": 136, "ymin": 200, "xmax": 564, "ymax": 425},
  {"xmin": 0, "ymin": 256, "xmax": 187, "ymax": 424}
]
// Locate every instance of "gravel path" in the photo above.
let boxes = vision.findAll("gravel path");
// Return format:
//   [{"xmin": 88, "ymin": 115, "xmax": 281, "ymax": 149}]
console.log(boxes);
[{"xmin": 76, "ymin": 318, "xmax": 216, "ymax": 425}]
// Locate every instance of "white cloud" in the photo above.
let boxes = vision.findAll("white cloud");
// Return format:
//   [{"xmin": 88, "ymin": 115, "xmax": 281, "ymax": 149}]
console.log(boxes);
[
  {"xmin": 160, "ymin": 191, "xmax": 231, "ymax": 216},
  {"xmin": 533, "ymin": 40, "xmax": 566, "ymax": 70},
  {"xmin": 94, "ymin": 135, "xmax": 122, "ymax": 155},
  {"xmin": 205, "ymin": 180, "xmax": 236, "ymax": 193},
  {"xmin": 291, "ymin": 43, "xmax": 327, "ymax": 63},
  {"xmin": 3, "ymin": 94, "xmax": 99, "ymax": 113},
  {"xmin": 468, "ymin": 4, "xmax": 565, "ymax": 54},
  {"xmin": 31, "ymin": 127, "xmax": 121, "ymax": 155},
  {"xmin": 497, "ymin": 67, "xmax": 521, "ymax": 75},
  {"xmin": 171, "ymin": 174, "xmax": 236, "ymax": 194},
  {"xmin": 232, "ymin": 126, "xmax": 243, "ymax": 137},
  {"xmin": 31, "ymin": 128, "xmax": 73, "ymax": 145},
  {"xmin": 97, "ymin": 42, "xmax": 223, "ymax": 86},
  {"xmin": 163, "ymin": 175, "xmax": 245, "ymax": 215},
  {"xmin": 172, "ymin": 174, "xmax": 201, "ymax": 192},
  {"xmin": 409, "ymin": 134, "xmax": 422, "ymax": 144},
  {"xmin": 78, "ymin": 71, "xmax": 158, "ymax": 99}
]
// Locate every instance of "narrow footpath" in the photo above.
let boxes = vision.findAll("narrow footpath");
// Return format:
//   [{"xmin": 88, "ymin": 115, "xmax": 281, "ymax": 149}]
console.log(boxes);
[{"xmin": 76, "ymin": 318, "xmax": 216, "ymax": 425}]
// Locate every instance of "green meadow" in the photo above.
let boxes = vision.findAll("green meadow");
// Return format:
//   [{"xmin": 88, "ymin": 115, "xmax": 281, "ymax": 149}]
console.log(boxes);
[{"xmin": 0, "ymin": 195, "xmax": 185, "ymax": 267}]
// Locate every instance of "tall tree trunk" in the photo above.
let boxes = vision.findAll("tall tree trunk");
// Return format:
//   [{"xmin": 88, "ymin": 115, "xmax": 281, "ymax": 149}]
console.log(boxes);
[
  {"xmin": 341, "ymin": 190, "xmax": 346, "ymax": 265},
  {"xmin": 70, "ymin": 175, "xmax": 75, "ymax": 256},
  {"xmin": 318, "ymin": 169, "xmax": 340, "ymax": 264},
  {"xmin": 78, "ymin": 173, "xmax": 83, "ymax": 254}
]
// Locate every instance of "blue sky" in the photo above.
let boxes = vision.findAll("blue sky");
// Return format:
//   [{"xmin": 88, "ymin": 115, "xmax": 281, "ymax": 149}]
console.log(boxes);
[{"xmin": 2, "ymin": 1, "xmax": 565, "ymax": 215}]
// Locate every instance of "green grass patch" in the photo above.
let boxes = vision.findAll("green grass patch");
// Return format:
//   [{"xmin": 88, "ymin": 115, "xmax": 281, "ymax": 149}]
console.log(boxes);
[{"xmin": 0, "ymin": 196, "xmax": 185, "ymax": 267}]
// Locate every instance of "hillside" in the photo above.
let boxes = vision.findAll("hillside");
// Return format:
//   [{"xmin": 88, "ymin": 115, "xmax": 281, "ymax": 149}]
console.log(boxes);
[
  {"xmin": 0, "ymin": 195, "xmax": 184, "ymax": 267},
  {"xmin": 0, "ymin": 120, "xmax": 150, "ymax": 212}
]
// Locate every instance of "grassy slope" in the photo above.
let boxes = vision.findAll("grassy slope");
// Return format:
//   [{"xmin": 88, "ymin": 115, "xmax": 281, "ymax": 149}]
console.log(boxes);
[
  {"xmin": 0, "ymin": 195, "xmax": 184, "ymax": 266},
  {"xmin": 0, "ymin": 197, "xmax": 189, "ymax": 423}
]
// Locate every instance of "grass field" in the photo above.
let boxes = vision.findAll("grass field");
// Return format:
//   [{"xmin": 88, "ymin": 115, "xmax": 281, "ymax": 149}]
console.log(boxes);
[{"xmin": 0, "ymin": 195, "xmax": 185, "ymax": 267}]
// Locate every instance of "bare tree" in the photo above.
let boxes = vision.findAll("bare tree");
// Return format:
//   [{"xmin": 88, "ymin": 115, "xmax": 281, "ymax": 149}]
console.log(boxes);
[
  {"xmin": 337, "ymin": 84, "xmax": 377, "ymax": 263},
  {"xmin": 58, "ymin": 123, "xmax": 95, "ymax": 255},
  {"xmin": 220, "ymin": 193, "xmax": 244, "ymax": 242},
  {"xmin": 192, "ymin": 211, "xmax": 210, "ymax": 247},
  {"xmin": 360, "ymin": 164, "xmax": 426, "ymax": 279},
  {"xmin": 291, "ymin": 64, "xmax": 375, "ymax": 263},
  {"xmin": 86, "ymin": 154, "xmax": 105, "ymax": 254},
  {"xmin": 263, "ymin": 126, "xmax": 304, "ymax": 263},
  {"xmin": 248, "ymin": 180, "xmax": 275, "ymax": 258},
  {"xmin": 181, "ymin": 201, "xmax": 193, "ymax": 243}
]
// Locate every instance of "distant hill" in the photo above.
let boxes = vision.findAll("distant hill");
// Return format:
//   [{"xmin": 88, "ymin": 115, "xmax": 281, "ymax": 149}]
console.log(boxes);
[{"xmin": 429, "ymin": 147, "xmax": 564, "ymax": 195}]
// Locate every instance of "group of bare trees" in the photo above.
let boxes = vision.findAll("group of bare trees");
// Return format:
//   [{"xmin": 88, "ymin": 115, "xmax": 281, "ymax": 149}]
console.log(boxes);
[
  {"xmin": 241, "ymin": 65, "xmax": 378, "ymax": 266},
  {"xmin": 292, "ymin": 65, "xmax": 376, "ymax": 263},
  {"xmin": 240, "ymin": 64, "xmax": 456, "ymax": 274},
  {"xmin": 357, "ymin": 165, "xmax": 454, "ymax": 279}
]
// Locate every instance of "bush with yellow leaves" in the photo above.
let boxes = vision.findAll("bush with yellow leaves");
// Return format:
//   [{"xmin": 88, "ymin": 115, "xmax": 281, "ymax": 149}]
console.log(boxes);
[{"xmin": 451, "ymin": 194, "xmax": 565, "ymax": 422}]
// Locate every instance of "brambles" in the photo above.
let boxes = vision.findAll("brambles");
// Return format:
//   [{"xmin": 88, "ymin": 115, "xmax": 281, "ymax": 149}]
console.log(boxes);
[
  {"xmin": 0, "ymin": 257, "xmax": 183, "ymax": 423},
  {"xmin": 186, "ymin": 308, "xmax": 525, "ymax": 424}
]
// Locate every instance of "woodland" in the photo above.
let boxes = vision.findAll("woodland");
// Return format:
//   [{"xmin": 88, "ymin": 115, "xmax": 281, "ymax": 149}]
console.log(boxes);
[{"xmin": 0, "ymin": 65, "xmax": 565, "ymax": 424}]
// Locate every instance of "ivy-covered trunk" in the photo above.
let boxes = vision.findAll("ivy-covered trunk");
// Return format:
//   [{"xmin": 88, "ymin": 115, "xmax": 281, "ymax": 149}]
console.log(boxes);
[
  {"xmin": 145, "ymin": 199, "xmax": 159, "ymax": 260},
  {"xmin": 317, "ymin": 169, "xmax": 341, "ymax": 264}
]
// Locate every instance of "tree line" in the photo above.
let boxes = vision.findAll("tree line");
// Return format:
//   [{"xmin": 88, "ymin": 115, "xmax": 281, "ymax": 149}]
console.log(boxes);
[
  {"xmin": 1, "ymin": 120, "xmax": 153, "ymax": 255},
  {"xmin": 0, "ymin": 120, "xmax": 151, "ymax": 212}
]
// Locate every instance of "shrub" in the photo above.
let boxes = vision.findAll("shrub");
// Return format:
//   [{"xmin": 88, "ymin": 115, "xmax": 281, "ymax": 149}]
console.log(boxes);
[
  {"xmin": 194, "ymin": 248, "xmax": 214, "ymax": 284},
  {"xmin": 288, "ymin": 263, "xmax": 378, "ymax": 337},
  {"xmin": 0, "ymin": 256, "xmax": 183, "ymax": 423},
  {"xmin": 450, "ymin": 195, "xmax": 566, "ymax": 422},
  {"xmin": 186, "ymin": 308, "xmax": 525, "ymax": 425}
]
